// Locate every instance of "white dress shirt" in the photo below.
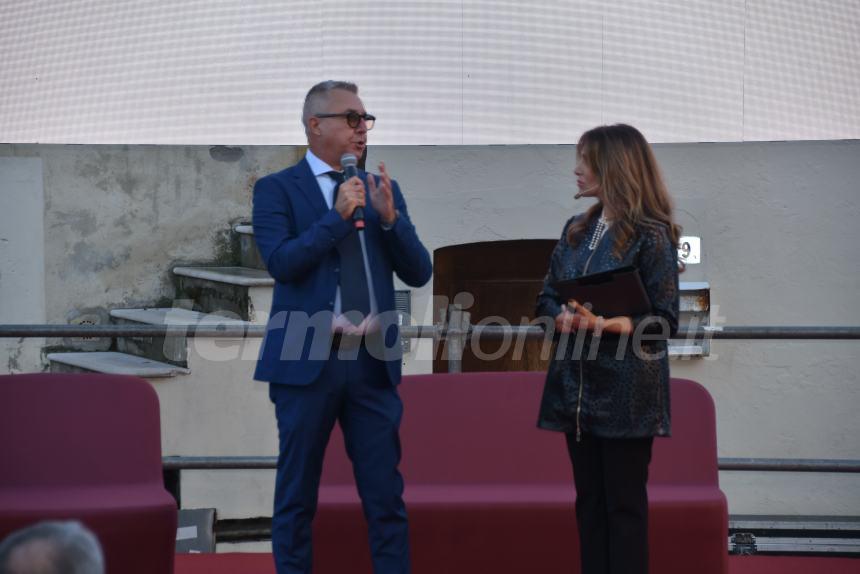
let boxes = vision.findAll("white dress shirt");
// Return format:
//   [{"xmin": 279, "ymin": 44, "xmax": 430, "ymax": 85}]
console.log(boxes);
[{"xmin": 305, "ymin": 150, "xmax": 379, "ymax": 332}]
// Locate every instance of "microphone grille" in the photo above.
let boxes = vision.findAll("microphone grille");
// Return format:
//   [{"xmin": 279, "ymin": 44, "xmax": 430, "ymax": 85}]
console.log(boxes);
[{"xmin": 340, "ymin": 153, "xmax": 358, "ymax": 168}]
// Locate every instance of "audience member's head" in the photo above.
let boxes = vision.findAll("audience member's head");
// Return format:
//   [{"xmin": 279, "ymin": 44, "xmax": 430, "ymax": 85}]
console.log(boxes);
[{"xmin": 0, "ymin": 521, "xmax": 104, "ymax": 574}]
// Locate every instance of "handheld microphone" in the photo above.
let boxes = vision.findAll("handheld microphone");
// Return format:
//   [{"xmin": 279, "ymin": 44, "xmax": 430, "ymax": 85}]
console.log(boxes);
[{"xmin": 340, "ymin": 153, "xmax": 364, "ymax": 229}]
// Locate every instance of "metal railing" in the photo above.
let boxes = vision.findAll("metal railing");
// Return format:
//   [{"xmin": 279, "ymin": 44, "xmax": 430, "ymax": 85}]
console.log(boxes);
[
  {"xmin": 161, "ymin": 455, "xmax": 860, "ymax": 474},
  {"xmin": 3, "ymin": 320, "xmax": 860, "ymax": 374},
  {"xmin": 2, "ymin": 323, "xmax": 860, "ymax": 340}
]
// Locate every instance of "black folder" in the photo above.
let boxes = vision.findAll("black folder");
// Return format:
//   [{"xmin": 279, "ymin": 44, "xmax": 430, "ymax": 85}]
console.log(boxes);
[{"xmin": 551, "ymin": 266, "xmax": 651, "ymax": 318}]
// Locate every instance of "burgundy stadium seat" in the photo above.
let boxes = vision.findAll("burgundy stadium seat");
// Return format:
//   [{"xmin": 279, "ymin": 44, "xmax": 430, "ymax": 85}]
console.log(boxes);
[
  {"xmin": 312, "ymin": 373, "xmax": 727, "ymax": 574},
  {"xmin": 0, "ymin": 373, "xmax": 177, "ymax": 574}
]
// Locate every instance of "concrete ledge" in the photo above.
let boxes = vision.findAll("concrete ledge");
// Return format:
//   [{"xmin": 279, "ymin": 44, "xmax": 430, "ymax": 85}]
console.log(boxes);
[
  {"xmin": 172, "ymin": 266, "xmax": 273, "ymax": 287},
  {"xmin": 110, "ymin": 309, "xmax": 254, "ymax": 366},
  {"xmin": 110, "ymin": 308, "xmax": 250, "ymax": 326},
  {"xmin": 47, "ymin": 352, "xmax": 190, "ymax": 378}
]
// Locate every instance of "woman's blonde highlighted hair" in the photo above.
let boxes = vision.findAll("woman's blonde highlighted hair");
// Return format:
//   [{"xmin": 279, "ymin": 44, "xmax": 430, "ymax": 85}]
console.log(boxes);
[{"xmin": 567, "ymin": 124, "xmax": 681, "ymax": 258}]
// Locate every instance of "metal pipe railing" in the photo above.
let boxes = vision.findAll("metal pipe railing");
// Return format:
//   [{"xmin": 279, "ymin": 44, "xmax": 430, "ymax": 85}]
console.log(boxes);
[
  {"xmin": 2, "ymin": 324, "xmax": 860, "ymax": 340},
  {"xmin": 162, "ymin": 455, "xmax": 860, "ymax": 474},
  {"xmin": 718, "ymin": 458, "xmax": 860, "ymax": 473}
]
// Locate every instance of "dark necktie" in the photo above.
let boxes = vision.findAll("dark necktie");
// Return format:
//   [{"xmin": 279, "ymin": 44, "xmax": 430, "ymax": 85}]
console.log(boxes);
[{"xmin": 327, "ymin": 171, "xmax": 371, "ymax": 323}]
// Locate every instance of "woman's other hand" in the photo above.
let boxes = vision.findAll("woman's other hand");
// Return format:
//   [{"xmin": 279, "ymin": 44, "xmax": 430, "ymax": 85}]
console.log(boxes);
[
  {"xmin": 555, "ymin": 301, "xmax": 591, "ymax": 333},
  {"xmin": 565, "ymin": 300, "xmax": 634, "ymax": 335}
]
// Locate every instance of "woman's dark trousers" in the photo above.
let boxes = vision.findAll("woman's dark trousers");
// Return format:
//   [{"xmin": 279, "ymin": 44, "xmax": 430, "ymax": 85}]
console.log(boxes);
[{"xmin": 566, "ymin": 434, "xmax": 654, "ymax": 574}]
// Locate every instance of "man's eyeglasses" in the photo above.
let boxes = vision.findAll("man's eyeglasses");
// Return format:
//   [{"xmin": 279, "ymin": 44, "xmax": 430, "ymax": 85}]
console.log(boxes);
[{"xmin": 315, "ymin": 111, "xmax": 375, "ymax": 130}]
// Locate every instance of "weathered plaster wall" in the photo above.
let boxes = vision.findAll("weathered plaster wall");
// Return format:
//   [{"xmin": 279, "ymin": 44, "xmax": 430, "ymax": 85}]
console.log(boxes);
[
  {"xmin": 0, "ymin": 157, "xmax": 45, "ymax": 373},
  {"xmin": 0, "ymin": 144, "xmax": 301, "ymax": 369},
  {"xmin": 367, "ymin": 141, "xmax": 860, "ymax": 325}
]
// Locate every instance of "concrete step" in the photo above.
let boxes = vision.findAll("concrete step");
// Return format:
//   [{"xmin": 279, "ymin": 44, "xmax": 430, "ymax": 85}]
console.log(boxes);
[
  {"xmin": 111, "ymin": 307, "xmax": 252, "ymax": 326},
  {"xmin": 111, "ymin": 307, "xmax": 252, "ymax": 367},
  {"xmin": 47, "ymin": 351, "xmax": 190, "ymax": 378},
  {"xmin": 173, "ymin": 266, "xmax": 273, "ymax": 324},
  {"xmin": 234, "ymin": 224, "xmax": 265, "ymax": 270}
]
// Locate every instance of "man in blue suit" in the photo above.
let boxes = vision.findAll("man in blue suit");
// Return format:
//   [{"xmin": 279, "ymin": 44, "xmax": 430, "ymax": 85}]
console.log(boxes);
[{"xmin": 252, "ymin": 80, "xmax": 432, "ymax": 574}]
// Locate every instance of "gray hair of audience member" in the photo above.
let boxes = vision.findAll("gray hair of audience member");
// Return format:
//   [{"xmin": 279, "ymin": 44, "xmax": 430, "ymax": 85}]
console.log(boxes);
[
  {"xmin": 301, "ymin": 80, "xmax": 359, "ymax": 133},
  {"xmin": 0, "ymin": 521, "xmax": 104, "ymax": 574}
]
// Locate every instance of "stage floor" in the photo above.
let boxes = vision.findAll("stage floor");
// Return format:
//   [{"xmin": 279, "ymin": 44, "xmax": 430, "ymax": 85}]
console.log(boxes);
[{"xmin": 175, "ymin": 553, "xmax": 860, "ymax": 574}]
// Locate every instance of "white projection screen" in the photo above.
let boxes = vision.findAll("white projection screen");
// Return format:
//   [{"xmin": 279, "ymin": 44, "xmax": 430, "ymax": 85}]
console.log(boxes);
[{"xmin": 1, "ymin": 0, "xmax": 857, "ymax": 144}]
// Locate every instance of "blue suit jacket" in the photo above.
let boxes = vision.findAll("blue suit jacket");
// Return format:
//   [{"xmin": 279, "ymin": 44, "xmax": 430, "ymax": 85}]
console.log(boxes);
[{"xmin": 252, "ymin": 157, "xmax": 432, "ymax": 386}]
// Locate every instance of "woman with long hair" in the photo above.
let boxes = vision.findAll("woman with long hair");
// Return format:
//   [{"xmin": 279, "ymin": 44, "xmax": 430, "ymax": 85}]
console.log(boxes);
[{"xmin": 536, "ymin": 124, "xmax": 680, "ymax": 574}]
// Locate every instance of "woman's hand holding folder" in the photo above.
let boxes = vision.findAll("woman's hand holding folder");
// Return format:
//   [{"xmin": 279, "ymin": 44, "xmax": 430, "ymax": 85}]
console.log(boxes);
[{"xmin": 555, "ymin": 300, "xmax": 634, "ymax": 335}]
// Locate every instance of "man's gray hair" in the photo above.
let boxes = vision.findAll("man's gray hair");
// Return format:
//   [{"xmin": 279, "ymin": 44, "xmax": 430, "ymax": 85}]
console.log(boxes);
[
  {"xmin": 302, "ymin": 80, "xmax": 358, "ymax": 130},
  {"xmin": 0, "ymin": 521, "xmax": 104, "ymax": 574}
]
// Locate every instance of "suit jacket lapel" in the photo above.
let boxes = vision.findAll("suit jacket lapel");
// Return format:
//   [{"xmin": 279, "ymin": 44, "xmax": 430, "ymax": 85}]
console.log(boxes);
[{"xmin": 292, "ymin": 157, "xmax": 329, "ymax": 218}]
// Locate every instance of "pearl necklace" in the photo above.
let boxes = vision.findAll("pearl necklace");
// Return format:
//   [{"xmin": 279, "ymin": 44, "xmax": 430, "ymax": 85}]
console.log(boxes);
[{"xmin": 587, "ymin": 215, "xmax": 610, "ymax": 251}]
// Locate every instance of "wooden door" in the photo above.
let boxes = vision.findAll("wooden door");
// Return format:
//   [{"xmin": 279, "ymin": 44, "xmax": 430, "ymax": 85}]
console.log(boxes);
[{"xmin": 433, "ymin": 239, "xmax": 557, "ymax": 373}]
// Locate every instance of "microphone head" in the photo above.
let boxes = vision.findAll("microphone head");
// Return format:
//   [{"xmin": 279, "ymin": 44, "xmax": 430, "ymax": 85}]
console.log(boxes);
[
  {"xmin": 340, "ymin": 153, "xmax": 358, "ymax": 169},
  {"xmin": 340, "ymin": 153, "xmax": 363, "ymax": 225}
]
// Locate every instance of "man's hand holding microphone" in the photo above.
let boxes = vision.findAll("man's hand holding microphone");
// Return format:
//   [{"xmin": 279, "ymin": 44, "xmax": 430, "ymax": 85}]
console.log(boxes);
[{"xmin": 334, "ymin": 154, "xmax": 397, "ymax": 227}]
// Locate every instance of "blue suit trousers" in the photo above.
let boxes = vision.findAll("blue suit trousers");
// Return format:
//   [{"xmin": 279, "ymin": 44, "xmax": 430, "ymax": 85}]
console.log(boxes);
[{"xmin": 269, "ymin": 345, "xmax": 410, "ymax": 574}]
